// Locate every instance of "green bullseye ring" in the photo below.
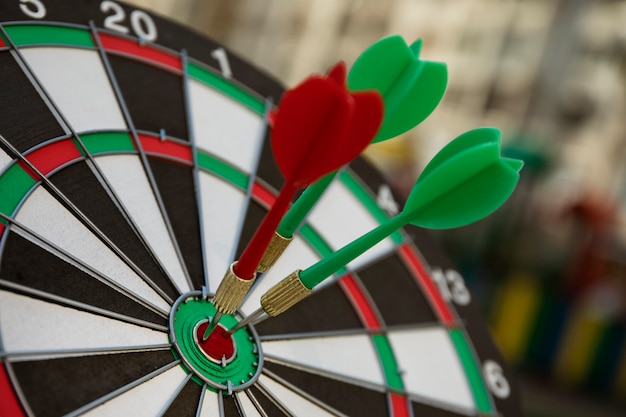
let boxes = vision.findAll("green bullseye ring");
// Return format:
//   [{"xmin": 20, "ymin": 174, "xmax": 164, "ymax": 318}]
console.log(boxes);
[{"xmin": 169, "ymin": 291, "xmax": 263, "ymax": 392}]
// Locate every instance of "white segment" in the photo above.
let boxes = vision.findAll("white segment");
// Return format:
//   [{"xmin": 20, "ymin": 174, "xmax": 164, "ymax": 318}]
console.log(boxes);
[
  {"xmin": 188, "ymin": 78, "xmax": 263, "ymax": 173},
  {"xmin": 81, "ymin": 365, "xmax": 187, "ymax": 417},
  {"xmin": 96, "ymin": 154, "xmax": 190, "ymax": 293},
  {"xmin": 236, "ymin": 391, "xmax": 263, "ymax": 417},
  {"xmin": 259, "ymin": 375, "xmax": 335, "ymax": 417},
  {"xmin": 0, "ymin": 148, "xmax": 11, "ymax": 173},
  {"xmin": 0, "ymin": 290, "xmax": 167, "ymax": 357},
  {"xmin": 199, "ymin": 172, "xmax": 246, "ymax": 292},
  {"xmin": 20, "ymin": 47, "xmax": 126, "ymax": 132},
  {"xmin": 262, "ymin": 334, "xmax": 385, "ymax": 387},
  {"xmin": 14, "ymin": 187, "xmax": 170, "ymax": 311},
  {"xmin": 308, "ymin": 180, "xmax": 394, "ymax": 271},
  {"xmin": 387, "ymin": 327, "xmax": 475, "ymax": 412},
  {"xmin": 198, "ymin": 389, "xmax": 219, "ymax": 417},
  {"xmin": 240, "ymin": 236, "xmax": 320, "ymax": 315}
]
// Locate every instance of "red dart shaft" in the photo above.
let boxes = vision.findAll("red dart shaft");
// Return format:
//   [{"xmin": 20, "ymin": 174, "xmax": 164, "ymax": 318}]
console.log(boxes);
[{"xmin": 234, "ymin": 181, "xmax": 298, "ymax": 279}]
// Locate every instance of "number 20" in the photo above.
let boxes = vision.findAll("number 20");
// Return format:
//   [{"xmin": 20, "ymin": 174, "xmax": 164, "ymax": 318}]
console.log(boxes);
[{"xmin": 100, "ymin": 0, "xmax": 157, "ymax": 42}]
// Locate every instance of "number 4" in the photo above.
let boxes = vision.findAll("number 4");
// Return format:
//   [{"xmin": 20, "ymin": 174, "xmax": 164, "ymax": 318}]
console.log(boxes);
[{"xmin": 377, "ymin": 184, "xmax": 399, "ymax": 215}]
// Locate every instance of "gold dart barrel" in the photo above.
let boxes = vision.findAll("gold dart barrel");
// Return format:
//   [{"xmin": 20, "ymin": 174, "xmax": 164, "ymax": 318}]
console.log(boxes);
[
  {"xmin": 257, "ymin": 232, "xmax": 293, "ymax": 273},
  {"xmin": 260, "ymin": 270, "xmax": 312, "ymax": 316},
  {"xmin": 213, "ymin": 262, "xmax": 256, "ymax": 315}
]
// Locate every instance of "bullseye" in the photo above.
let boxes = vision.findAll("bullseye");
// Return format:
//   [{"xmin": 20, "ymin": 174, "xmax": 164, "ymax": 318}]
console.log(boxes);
[
  {"xmin": 169, "ymin": 291, "xmax": 263, "ymax": 391},
  {"xmin": 194, "ymin": 320, "xmax": 236, "ymax": 365}
]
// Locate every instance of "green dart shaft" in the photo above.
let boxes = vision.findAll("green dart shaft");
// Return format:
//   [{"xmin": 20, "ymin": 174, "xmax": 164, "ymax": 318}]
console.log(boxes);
[
  {"xmin": 276, "ymin": 170, "xmax": 337, "ymax": 238},
  {"xmin": 299, "ymin": 211, "xmax": 408, "ymax": 289}
]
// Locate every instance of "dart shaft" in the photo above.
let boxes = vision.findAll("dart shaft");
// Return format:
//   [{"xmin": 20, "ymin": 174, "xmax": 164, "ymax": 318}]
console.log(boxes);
[
  {"xmin": 299, "ymin": 212, "xmax": 407, "ymax": 289},
  {"xmin": 276, "ymin": 171, "xmax": 337, "ymax": 238},
  {"xmin": 235, "ymin": 181, "xmax": 297, "ymax": 279}
]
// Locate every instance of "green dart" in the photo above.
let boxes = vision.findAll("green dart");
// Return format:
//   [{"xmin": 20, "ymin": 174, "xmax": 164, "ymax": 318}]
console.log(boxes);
[
  {"xmin": 230, "ymin": 127, "xmax": 523, "ymax": 332},
  {"xmin": 258, "ymin": 35, "xmax": 448, "ymax": 272}
]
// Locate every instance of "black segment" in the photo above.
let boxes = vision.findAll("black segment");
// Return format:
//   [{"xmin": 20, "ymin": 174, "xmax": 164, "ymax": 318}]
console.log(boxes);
[
  {"xmin": 0, "ymin": 232, "xmax": 167, "ymax": 326},
  {"xmin": 264, "ymin": 361, "xmax": 389, "ymax": 416},
  {"xmin": 256, "ymin": 132, "xmax": 284, "ymax": 192},
  {"xmin": 147, "ymin": 156, "xmax": 204, "ymax": 289},
  {"xmin": 50, "ymin": 161, "xmax": 179, "ymax": 300},
  {"xmin": 222, "ymin": 394, "xmax": 242, "ymax": 417},
  {"xmin": 255, "ymin": 282, "xmax": 362, "ymax": 336},
  {"xmin": 235, "ymin": 201, "xmax": 265, "ymax": 260},
  {"xmin": 163, "ymin": 380, "xmax": 202, "ymax": 417},
  {"xmin": 357, "ymin": 253, "xmax": 437, "ymax": 326},
  {"xmin": 248, "ymin": 386, "xmax": 288, "ymax": 417},
  {"xmin": 10, "ymin": 351, "xmax": 175, "ymax": 417},
  {"xmin": 0, "ymin": 52, "xmax": 64, "ymax": 153},
  {"xmin": 106, "ymin": 55, "xmax": 188, "ymax": 141},
  {"xmin": 411, "ymin": 401, "xmax": 468, "ymax": 417}
]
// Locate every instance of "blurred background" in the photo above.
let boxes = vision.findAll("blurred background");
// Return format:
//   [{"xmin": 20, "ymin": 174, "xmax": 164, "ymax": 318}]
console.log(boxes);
[{"xmin": 128, "ymin": 1, "xmax": 626, "ymax": 415}]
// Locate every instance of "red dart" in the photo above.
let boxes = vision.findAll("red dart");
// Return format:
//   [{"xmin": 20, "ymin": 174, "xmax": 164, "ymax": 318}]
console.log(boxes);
[{"xmin": 233, "ymin": 61, "xmax": 384, "ymax": 279}]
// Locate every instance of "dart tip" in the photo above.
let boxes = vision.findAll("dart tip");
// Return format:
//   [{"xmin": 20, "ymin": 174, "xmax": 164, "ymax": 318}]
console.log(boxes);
[{"xmin": 202, "ymin": 312, "xmax": 223, "ymax": 341}]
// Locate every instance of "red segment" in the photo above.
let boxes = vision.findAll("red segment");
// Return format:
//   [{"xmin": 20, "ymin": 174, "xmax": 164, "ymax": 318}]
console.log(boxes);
[
  {"xmin": 24, "ymin": 139, "xmax": 82, "ymax": 177},
  {"xmin": 339, "ymin": 274, "xmax": 381, "ymax": 330},
  {"xmin": 138, "ymin": 133, "xmax": 192, "ymax": 164},
  {"xmin": 0, "ymin": 37, "xmax": 6, "ymax": 48},
  {"xmin": 398, "ymin": 244, "xmax": 456, "ymax": 326},
  {"xmin": 0, "ymin": 223, "xmax": 4, "ymax": 238},
  {"xmin": 389, "ymin": 393, "xmax": 410, "ymax": 417},
  {"xmin": 98, "ymin": 33, "xmax": 182, "ymax": 73},
  {"xmin": 251, "ymin": 182, "xmax": 276, "ymax": 209},
  {"xmin": 0, "ymin": 364, "xmax": 26, "ymax": 417},
  {"xmin": 195, "ymin": 322, "xmax": 235, "ymax": 362}
]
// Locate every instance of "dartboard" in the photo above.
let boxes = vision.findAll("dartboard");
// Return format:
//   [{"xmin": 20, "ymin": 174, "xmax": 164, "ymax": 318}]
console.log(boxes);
[{"xmin": 0, "ymin": 1, "xmax": 524, "ymax": 416}]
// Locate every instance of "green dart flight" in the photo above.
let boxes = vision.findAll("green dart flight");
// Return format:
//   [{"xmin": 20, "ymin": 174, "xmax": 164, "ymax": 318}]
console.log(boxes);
[{"xmin": 348, "ymin": 35, "xmax": 448, "ymax": 143}]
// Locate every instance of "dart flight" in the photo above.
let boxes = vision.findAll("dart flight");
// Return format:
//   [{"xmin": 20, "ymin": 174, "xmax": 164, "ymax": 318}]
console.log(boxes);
[{"xmin": 259, "ymin": 35, "xmax": 448, "ymax": 272}]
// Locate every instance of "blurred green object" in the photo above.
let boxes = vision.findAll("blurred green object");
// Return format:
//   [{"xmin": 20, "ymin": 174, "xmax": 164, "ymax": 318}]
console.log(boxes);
[{"xmin": 348, "ymin": 35, "xmax": 448, "ymax": 142}]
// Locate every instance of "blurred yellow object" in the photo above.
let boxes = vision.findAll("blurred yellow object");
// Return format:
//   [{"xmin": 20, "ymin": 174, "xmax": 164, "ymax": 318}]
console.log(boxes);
[
  {"xmin": 490, "ymin": 272, "xmax": 541, "ymax": 365},
  {"xmin": 553, "ymin": 307, "xmax": 604, "ymax": 387}
]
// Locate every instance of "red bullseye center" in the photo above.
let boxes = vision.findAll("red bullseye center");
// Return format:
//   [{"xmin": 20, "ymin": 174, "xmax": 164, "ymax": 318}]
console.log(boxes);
[{"xmin": 195, "ymin": 321, "xmax": 236, "ymax": 363}]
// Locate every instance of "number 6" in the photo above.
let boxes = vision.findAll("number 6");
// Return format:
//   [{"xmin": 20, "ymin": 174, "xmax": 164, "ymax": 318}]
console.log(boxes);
[{"xmin": 483, "ymin": 359, "xmax": 511, "ymax": 399}]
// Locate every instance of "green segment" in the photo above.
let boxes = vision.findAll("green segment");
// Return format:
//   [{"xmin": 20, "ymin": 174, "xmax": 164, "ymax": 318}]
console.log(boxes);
[
  {"xmin": 449, "ymin": 329, "xmax": 493, "ymax": 413},
  {"xmin": 4, "ymin": 24, "xmax": 94, "ymax": 48},
  {"xmin": 172, "ymin": 297, "xmax": 260, "ymax": 390},
  {"xmin": 196, "ymin": 151, "xmax": 249, "ymax": 190},
  {"xmin": 188, "ymin": 62, "xmax": 265, "ymax": 115},
  {"xmin": 81, "ymin": 132, "xmax": 135, "ymax": 155},
  {"xmin": 339, "ymin": 171, "xmax": 403, "ymax": 243},
  {"xmin": 372, "ymin": 334, "xmax": 404, "ymax": 390},
  {"xmin": 0, "ymin": 163, "xmax": 36, "ymax": 219}
]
